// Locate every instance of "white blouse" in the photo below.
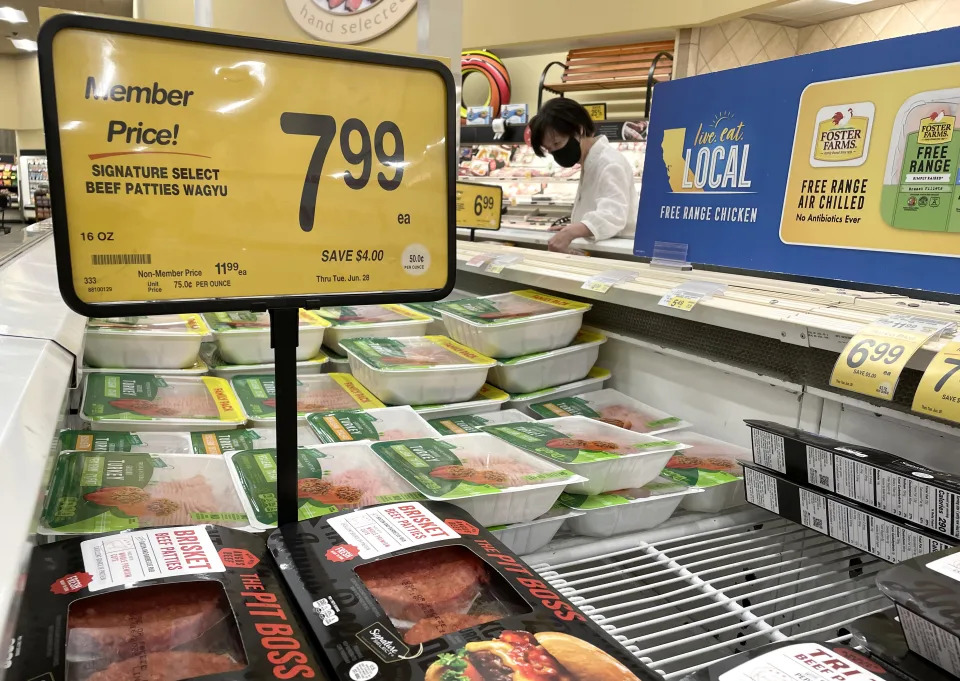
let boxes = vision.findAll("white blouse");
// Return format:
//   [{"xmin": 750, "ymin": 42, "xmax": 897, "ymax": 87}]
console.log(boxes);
[{"xmin": 571, "ymin": 136, "xmax": 639, "ymax": 240}]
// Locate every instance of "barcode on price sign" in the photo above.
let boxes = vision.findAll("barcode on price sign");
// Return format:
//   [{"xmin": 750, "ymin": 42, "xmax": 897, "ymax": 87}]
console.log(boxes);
[{"xmin": 91, "ymin": 253, "xmax": 152, "ymax": 265}]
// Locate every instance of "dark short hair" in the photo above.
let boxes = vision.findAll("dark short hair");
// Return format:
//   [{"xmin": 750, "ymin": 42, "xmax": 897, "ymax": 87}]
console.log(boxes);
[{"xmin": 529, "ymin": 99, "xmax": 597, "ymax": 157}]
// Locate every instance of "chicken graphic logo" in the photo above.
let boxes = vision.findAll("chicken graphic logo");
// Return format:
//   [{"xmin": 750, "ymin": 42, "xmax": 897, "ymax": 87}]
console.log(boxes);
[
  {"xmin": 811, "ymin": 101, "xmax": 875, "ymax": 167},
  {"xmin": 918, "ymin": 109, "xmax": 956, "ymax": 145}
]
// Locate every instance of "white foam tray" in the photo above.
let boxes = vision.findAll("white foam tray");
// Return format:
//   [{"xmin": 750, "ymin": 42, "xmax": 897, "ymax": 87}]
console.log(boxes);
[{"xmin": 488, "ymin": 336, "xmax": 604, "ymax": 393}]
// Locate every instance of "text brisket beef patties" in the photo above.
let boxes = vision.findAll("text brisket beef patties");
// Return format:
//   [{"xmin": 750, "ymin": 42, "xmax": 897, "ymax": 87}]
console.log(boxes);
[
  {"xmin": 86, "ymin": 651, "xmax": 243, "ymax": 681},
  {"xmin": 425, "ymin": 630, "xmax": 640, "ymax": 681},
  {"xmin": 355, "ymin": 547, "xmax": 489, "ymax": 622},
  {"xmin": 67, "ymin": 581, "xmax": 228, "ymax": 659}
]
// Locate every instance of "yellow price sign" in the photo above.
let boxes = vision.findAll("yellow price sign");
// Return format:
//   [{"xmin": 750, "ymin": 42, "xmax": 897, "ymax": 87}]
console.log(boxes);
[
  {"xmin": 913, "ymin": 341, "xmax": 960, "ymax": 422},
  {"xmin": 584, "ymin": 103, "xmax": 607, "ymax": 121},
  {"xmin": 39, "ymin": 15, "xmax": 455, "ymax": 315},
  {"xmin": 829, "ymin": 315, "xmax": 949, "ymax": 400},
  {"xmin": 456, "ymin": 181, "xmax": 502, "ymax": 230},
  {"xmin": 664, "ymin": 295, "xmax": 698, "ymax": 311}
]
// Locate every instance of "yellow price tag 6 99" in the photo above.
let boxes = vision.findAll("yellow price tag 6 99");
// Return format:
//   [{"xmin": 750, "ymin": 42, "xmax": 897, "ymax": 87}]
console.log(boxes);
[
  {"xmin": 913, "ymin": 341, "xmax": 960, "ymax": 421},
  {"xmin": 830, "ymin": 315, "xmax": 948, "ymax": 400},
  {"xmin": 456, "ymin": 181, "xmax": 502, "ymax": 230}
]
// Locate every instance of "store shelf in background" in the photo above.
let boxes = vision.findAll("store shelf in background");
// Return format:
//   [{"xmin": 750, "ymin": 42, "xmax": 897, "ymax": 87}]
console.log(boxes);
[
  {"xmin": 455, "ymin": 241, "xmax": 960, "ymax": 369},
  {"xmin": 526, "ymin": 510, "xmax": 890, "ymax": 680},
  {"xmin": 458, "ymin": 228, "xmax": 636, "ymax": 256}
]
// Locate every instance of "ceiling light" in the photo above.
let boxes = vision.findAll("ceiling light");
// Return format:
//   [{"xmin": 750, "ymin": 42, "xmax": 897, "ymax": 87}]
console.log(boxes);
[
  {"xmin": 0, "ymin": 7, "xmax": 27, "ymax": 23},
  {"xmin": 9, "ymin": 38, "xmax": 37, "ymax": 51}
]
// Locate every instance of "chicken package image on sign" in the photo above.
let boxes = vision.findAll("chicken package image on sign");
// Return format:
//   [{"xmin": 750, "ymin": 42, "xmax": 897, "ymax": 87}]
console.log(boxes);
[
  {"xmin": 80, "ymin": 374, "xmax": 245, "ymax": 431},
  {"xmin": 40, "ymin": 451, "xmax": 251, "ymax": 534},
  {"xmin": 225, "ymin": 443, "xmax": 423, "ymax": 529}
]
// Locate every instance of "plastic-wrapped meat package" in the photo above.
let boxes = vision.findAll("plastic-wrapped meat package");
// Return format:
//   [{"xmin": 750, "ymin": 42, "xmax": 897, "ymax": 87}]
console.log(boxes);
[
  {"xmin": 66, "ymin": 581, "xmax": 246, "ymax": 681},
  {"xmin": 355, "ymin": 546, "xmax": 526, "ymax": 645},
  {"xmin": 306, "ymin": 406, "xmax": 439, "ymax": 443}
]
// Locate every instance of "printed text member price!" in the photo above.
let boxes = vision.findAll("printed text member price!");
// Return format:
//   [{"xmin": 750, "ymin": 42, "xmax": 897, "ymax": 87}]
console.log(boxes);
[{"xmin": 281, "ymin": 112, "xmax": 404, "ymax": 233}]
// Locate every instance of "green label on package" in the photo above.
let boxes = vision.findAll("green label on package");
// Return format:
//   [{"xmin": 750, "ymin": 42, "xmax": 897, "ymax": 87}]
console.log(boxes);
[
  {"xmin": 372, "ymin": 438, "xmax": 572, "ymax": 498},
  {"xmin": 483, "ymin": 422, "xmax": 675, "ymax": 463},
  {"xmin": 661, "ymin": 452, "xmax": 742, "ymax": 488},
  {"xmin": 190, "ymin": 429, "xmax": 263, "ymax": 454},
  {"xmin": 83, "ymin": 374, "xmax": 188, "ymax": 421},
  {"xmin": 426, "ymin": 415, "xmax": 494, "ymax": 435},
  {"xmin": 58, "ymin": 430, "xmax": 144, "ymax": 452},
  {"xmin": 231, "ymin": 375, "xmax": 280, "ymax": 417},
  {"xmin": 230, "ymin": 447, "xmax": 422, "ymax": 527},
  {"xmin": 307, "ymin": 410, "xmax": 380, "ymax": 443}
]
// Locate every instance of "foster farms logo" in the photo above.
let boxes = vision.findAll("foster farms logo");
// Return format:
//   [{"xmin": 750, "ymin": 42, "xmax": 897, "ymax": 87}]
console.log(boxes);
[
  {"xmin": 918, "ymin": 110, "xmax": 955, "ymax": 145},
  {"xmin": 810, "ymin": 102, "xmax": 875, "ymax": 167}
]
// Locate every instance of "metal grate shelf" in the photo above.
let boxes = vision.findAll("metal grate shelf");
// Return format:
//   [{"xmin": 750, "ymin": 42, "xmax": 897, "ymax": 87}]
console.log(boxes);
[{"xmin": 529, "ymin": 514, "xmax": 892, "ymax": 679}]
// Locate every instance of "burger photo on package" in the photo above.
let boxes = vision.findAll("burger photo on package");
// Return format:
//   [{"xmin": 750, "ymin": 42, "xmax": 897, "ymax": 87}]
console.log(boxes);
[{"xmin": 425, "ymin": 629, "xmax": 640, "ymax": 681}]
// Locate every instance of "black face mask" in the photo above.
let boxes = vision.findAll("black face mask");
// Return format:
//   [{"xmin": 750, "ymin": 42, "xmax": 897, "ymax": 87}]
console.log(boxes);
[{"xmin": 551, "ymin": 136, "xmax": 581, "ymax": 168}]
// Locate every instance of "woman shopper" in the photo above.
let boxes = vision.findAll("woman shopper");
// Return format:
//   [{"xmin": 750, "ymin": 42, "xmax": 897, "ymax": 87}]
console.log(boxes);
[{"xmin": 528, "ymin": 98, "xmax": 639, "ymax": 253}]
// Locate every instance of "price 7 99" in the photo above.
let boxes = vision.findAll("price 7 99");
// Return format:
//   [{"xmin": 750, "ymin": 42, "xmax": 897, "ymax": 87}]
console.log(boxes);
[{"xmin": 281, "ymin": 112, "xmax": 404, "ymax": 233}]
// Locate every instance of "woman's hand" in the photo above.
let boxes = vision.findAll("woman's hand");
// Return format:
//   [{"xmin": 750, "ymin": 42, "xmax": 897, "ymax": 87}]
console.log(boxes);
[{"xmin": 548, "ymin": 222, "xmax": 591, "ymax": 253}]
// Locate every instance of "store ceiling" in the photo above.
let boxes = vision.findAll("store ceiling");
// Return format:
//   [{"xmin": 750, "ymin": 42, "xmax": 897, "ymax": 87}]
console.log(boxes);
[
  {"xmin": 747, "ymin": 0, "xmax": 904, "ymax": 27},
  {"xmin": 0, "ymin": 0, "xmax": 132, "ymax": 54}
]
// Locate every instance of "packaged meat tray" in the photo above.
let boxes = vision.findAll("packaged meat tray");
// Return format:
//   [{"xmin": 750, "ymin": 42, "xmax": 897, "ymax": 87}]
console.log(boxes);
[
  {"xmin": 482, "ymin": 415, "xmax": 688, "ymax": 495},
  {"xmin": 487, "ymin": 329, "xmax": 607, "ymax": 393},
  {"xmin": 506, "ymin": 366, "xmax": 611, "ymax": 416},
  {"xmin": 84, "ymin": 314, "xmax": 209, "ymax": 370},
  {"xmin": 742, "ymin": 461, "xmax": 955, "ymax": 563},
  {"xmin": 80, "ymin": 374, "xmax": 246, "ymax": 431},
  {"xmin": 371, "ymin": 433, "xmax": 586, "ymax": 526},
  {"xmin": 427, "ymin": 408, "xmax": 534, "ymax": 434},
  {"xmin": 746, "ymin": 419, "xmax": 960, "ymax": 539},
  {"xmin": 322, "ymin": 349, "xmax": 352, "ymax": 374},
  {"xmin": 663, "ymin": 431, "xmax": 747, "ymax": 513},
  {"xmin": 306, "ymin": 406, "xmax": 439, "ymax": 443},
  {"xmin": 676, "ymin": 640, "xmax": 909, "ymax": 681},
  {"xmin": 412, "ymin": 382, "xmax": 509, "ymax": 419},
  {"xmin": 488, "ymin": 504, "xmax": 584, "ymax": 554},
  {"xmin": 849, "ymin": 611, "xmax": 957, "ymax": 681},
  {"xmin": 406, "ymin": 290, "xmax": 473, "ymax": 335},
  {"xmin": 8, "ymin": 525, "xmax": 323, "ymax": 681},
  {"xmin": 199, "ymin": 342, "xmax": 328, "ymax": 377},
  {"xmin": 83, "ymin": 357, "xmax": 209, "ymax": 376},
  {"xmin": 271, "ymin": 500, "xmax": 662, "ymax": 681},
  {"xmin": 202, "ymin": 309, "xmax": 329, "ymax": 364},
  {"xmin": 230, "ymin": 372, "xmax": 384, "ymax": 425},
  {"xmin": 58, "ymin": 429, "xmax": 194, "ymax": 454},
  {"xmin": 341, "ymin": 335, "xmax": 497, "ymax": 405},
  {"xmin": 226, "ymin": 444, "xmax": 423, "ymax": 529},
  {"xmin": 314, "ymin": 303, "xmax": 432, "ymax": 353},
  {"xmin": 531, "ymin": 388, "xmax": 691, "ymax": 434},
  {"xmin": 877, "ymin": 546, "xmax": 960, "ymax": 677},
  {"xmin": 438, "ymin": 289, "xmax": 592, "ymax": 358},
  {"xmin": 559, "ymin": 476, "xmax": 701, "ymax": 537},
  {"xmin": 40, "ymin": 451, "xmax": 252, "ymax": 534}
]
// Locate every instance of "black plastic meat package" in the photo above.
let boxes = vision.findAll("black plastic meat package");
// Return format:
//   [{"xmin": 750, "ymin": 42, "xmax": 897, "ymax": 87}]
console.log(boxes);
[{"xmin": 269, "ymin": 500, "xmax": 661, "ymax": 681}]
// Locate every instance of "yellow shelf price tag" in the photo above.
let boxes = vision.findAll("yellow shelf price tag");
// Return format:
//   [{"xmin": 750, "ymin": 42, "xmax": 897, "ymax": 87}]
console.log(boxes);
[
  {"xmin": 913, "ymin": 340, "xmax": 960, "ymax": 421},
  {"xmin": 829, "ymin": 315, "xmax": 950, "ymax": 401},
  {"xmin": 456, "ymin": 181, "xmax": 502, "ymax": 230},
  {"xmin": 582, "ymin": 269, "xmax": 634, "ymax": 294},
  {"xmin": 657, "ymin": 281, "xmax": 725, "ymax": 312},
  {"xmin": 663, "ymin": 295, "xmax": 698, "ymax": 311},
  {"xmin": 40, "ymin": 15, "xmax": 455, "ymax": 316},
  {"xmin": 485, "ymin": 254, "xmax": 521, "ymax": 274}
]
